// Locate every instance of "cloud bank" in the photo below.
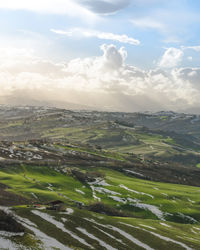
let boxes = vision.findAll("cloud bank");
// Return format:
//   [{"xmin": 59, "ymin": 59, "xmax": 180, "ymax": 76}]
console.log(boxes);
[{"xmin": 0, "ymin": 44, "xmax": 200, "ymax": 112}]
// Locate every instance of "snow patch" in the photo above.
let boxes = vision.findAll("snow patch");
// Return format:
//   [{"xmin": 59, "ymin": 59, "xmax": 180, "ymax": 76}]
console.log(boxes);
[
  {"xmin": 32, "ymin": 210, "xmax": 91, "ymax": 248},
  {"xmin": 120, "ymin": 222, "xmax": 193, "ymax": 250},
  {"xmin": 75, "ymin": 188, "xmax": 85, "ymax": 195},
  {"xmin": 119, "ymin": 184, "xmax": 154, "ymax": 199},
  {"xmin": 109, "ymin": 196, "xmax": 127, "ymax": 203},
  {"xmin": 139, "ymin": 224, "xmax": 156, "ymax": 230},
  {"xmin": 88, "ymin": 178, "xmax": 110, "ymax": 186},
  {"xmin": 177, "ymin": 213, "xmax": 197, "ymax": 224},
  {"xmin": 77, "ymin": 227, "xmax": 117, "ymax": 250},
  {"xmin": 94, "ymin": 187, "xmax": 121, "ymax": 196},
  {"xmin": 129, "ymin": 203, "xmax": 164, "ymax": 220},
  {"xmin": 31, "ymin": 192, "xmax": 38, "ymax": 199},
  {"xmin": 160, "ymin": 223, "xmax": 171, "ymax": 228},
  {"xmin": 17, "ymin": 214, "xmax": 70, "ymax": 250},
  {"xmin": 90, "ymin": 185, "xmax": 101, "ymax": 202},
  {"xmin": 108, "ymin": 225, "xmax": 154, "ymax": 250},
  {"xmin": 125, "ymin": 169, "xmax": 144, "ymax": 177}
]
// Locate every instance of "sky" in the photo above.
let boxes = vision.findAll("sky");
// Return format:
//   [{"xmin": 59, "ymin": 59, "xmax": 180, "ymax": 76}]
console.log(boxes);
[{"xmin": 0, "ymin": 0, "xmax": 200, "ymax": 112}]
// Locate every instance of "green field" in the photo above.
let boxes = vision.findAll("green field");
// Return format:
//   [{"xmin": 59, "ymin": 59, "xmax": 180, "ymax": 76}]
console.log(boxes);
[
  {"xmin": 1, "ymin": 162, "xmax": 199, "ymax": 250},
  {"xmin": 1, "ymin": 164, "xmax": 200, "ymax": 224}
]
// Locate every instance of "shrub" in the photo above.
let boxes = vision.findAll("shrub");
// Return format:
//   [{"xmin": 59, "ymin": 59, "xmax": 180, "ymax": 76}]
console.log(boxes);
[
  {"xmin": 87, "ymin": 202, "xmax": 129, "ymax": 217},
  {"xmin": 0, "ymin": 210, "xmax": 25, "ymax": 232}
]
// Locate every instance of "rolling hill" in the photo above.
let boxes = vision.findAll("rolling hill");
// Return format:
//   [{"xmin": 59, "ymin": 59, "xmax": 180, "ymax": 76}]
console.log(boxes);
[{"xmin": 0, "ymin": 106, "xmax": 200, "ymax": 249}]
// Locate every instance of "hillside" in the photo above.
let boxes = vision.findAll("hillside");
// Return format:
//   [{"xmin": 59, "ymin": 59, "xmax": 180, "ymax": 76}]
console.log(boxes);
[{"xmin": 0, "ymin": 106, "xmax": 200, "ymax": 249}]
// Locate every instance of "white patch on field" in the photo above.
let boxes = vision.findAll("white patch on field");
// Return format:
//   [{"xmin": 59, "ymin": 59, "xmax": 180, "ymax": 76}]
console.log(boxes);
[
  {"xmin": 120, "ymin": 222, "xmax": 193, "ymax": 250},
  {"xmin": 127, "ymin": 197, "xmax": 141, "ymax": 203},
  {"xmin": 47, "ymin": 186, "xmax": 53, "ymax": 191},
  {"xmin": 119, "ymin": 184, "xmax": 154, "ymax": 199},
  {"xmin": 0, "ymin": 236, "xmax": 18, "ymax": 250},
  {"xmin": 85, "ymin": 218, "xmax": 153, "ymax": 250},
  {"xmin": 160, "ymin": 223, "xmax": 171, "ymax": 228},
  {"xmin": 153, "ymin": 187, "xmax": 159, "ymax": 190},
  {"xmin": 75, "ymin": 188, "xmax": 85, "ymax": 195},
  {"xmin": 132, "ymin": 203, "xmax": 164, "ymax": 220},
  {"xmin": 61, "ymin": 218, "xmax": 68, "ymax": 223},
  {"xmin": 161, "ymin": 193, "xmax": 168, "ymax": 197},
  {"xmin": 33, "ymin": 154, "xmax": 43, "ymax": 160},
  {"xmin": 147, "ymin": 229, "xmax": 193, "ymax": 250},
  {"xmin": 31, "ymin": 192, "xmax": 38, "ymax": 199},
  {"xmin": 85, "ymin": 217, "xmax": 124, "ymax": 245},
  {"xmin": 0, "ymin": 231, "xmax": 24, "ymax": 237},
  {"xmin": 191, "ymin": 229, "xmax": 197, "ymax": 234},
  {"xmin": 66, "ymin": 208, "xmax": 74, "ymax": 215},
  {"xmin": 17, "ymin": 214, "xmax": 70, "ymax": 250},
  {"xmin": 90, "ymin": 185, "xmax": 101, "ymax": 201},
  {"xmin": 177, "ymin": 213, "xmax": 197, "ymax": 223},
  {"xmin": 187, "ymin": 198, "xmax": 195, "ymax": 204},
  {"xmin": 108, "ymin": 225, "xmax": 154, "ymax": 250},
  {"xmin": 139, "ymin": 224, "xmax": 156, "ymax": 230},
  {"xmin": 108, "ymin": 195, "xmax": 127, "ymax": 203},
  {"xmin": 94, "ymin": 187, "xmax": 120, "ymax": 195},
  {"xmin": 89, "ymin": 178, "xmax": 110, "ymax": 186},
  {"xmin": 93, "ymin": 226, "xmax": 126, "ymax": 246},
  {"xmin": 32, "ymin": 210, "xmax": 91, "ymax": 248},
  {"xmin": 125, "ymin": 170, "xmax": 144, "ymax": 177},
  {"xmin": 93, "ymin": 215, "xmax": 104, "ymax": 220},
  {"xmin": 193, "ymin": 227, "xmax": 200, "ymax": 231},
  {"xmin": 0, "ymin": 206, "xmax": 11, "ymax": 213},
  {"xmin": 77, "ymin": 227, "xmax": 117, "ymax": 250},
  {"xmin": 15, "ymin": 214, "xmax": 37, "ymax": 227},
  {"xmin": 60, "ymin": 208, "xmax": 74, "ymax": 215},
  {"xmin": 84, "ymin": 218, "xmax": 102, "ymax": 225}
]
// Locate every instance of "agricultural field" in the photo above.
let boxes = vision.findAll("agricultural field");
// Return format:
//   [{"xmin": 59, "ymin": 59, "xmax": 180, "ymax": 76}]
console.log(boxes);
[
  {"xmin": 1, "ymin": 163, "xmax": 200, "ymax": 249},
  {"xmin": 0, "ymin": 106, "xmax": 200, "ymax": 249}
]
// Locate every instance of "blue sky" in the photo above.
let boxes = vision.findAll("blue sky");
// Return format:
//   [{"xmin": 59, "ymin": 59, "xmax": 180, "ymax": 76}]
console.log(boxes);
[{"xmin": 0, "ymin": 0, "xmax": 200, "ymax": 112}]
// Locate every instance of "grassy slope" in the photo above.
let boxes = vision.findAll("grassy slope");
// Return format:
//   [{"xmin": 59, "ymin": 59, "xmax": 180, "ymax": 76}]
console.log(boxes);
[
  {"xmin": 0, "ymin": 164, "xmax": 200, "ymax": 223},
  {"xmin": 12, "ymin": 206, "xmax": 200, "ymax": 250},
  {"xmin": 0, "ymin": 111, "xmax": 200, "ymax": 249}
]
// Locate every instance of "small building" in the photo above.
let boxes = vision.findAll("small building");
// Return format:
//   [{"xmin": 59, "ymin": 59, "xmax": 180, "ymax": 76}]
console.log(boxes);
[{"xmin": 46, "ymin": 200, "xmax": 65, "ymax": 211}]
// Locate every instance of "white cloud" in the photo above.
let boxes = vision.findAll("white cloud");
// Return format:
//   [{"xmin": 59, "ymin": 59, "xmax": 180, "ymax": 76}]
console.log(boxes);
[
  {"xmin": 159, "ymin": 48, "xmax": 184, "ymax": 68},
  {"xmin": 0, "ymin": 45, "xmax": 200, "ymax": 112},
  {"xmin": 51, "ymin": 28, "xmax": 140, "ymax": 45},
  {"xmin": 182, "ymin": 46, "xmax": 200, "ymax": 52}
]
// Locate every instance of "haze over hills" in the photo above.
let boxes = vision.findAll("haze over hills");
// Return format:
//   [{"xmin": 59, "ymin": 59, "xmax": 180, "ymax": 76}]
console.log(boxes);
[{"xmin": 2, "ymin": 94, "xmax": 200, "ymax": 114}]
